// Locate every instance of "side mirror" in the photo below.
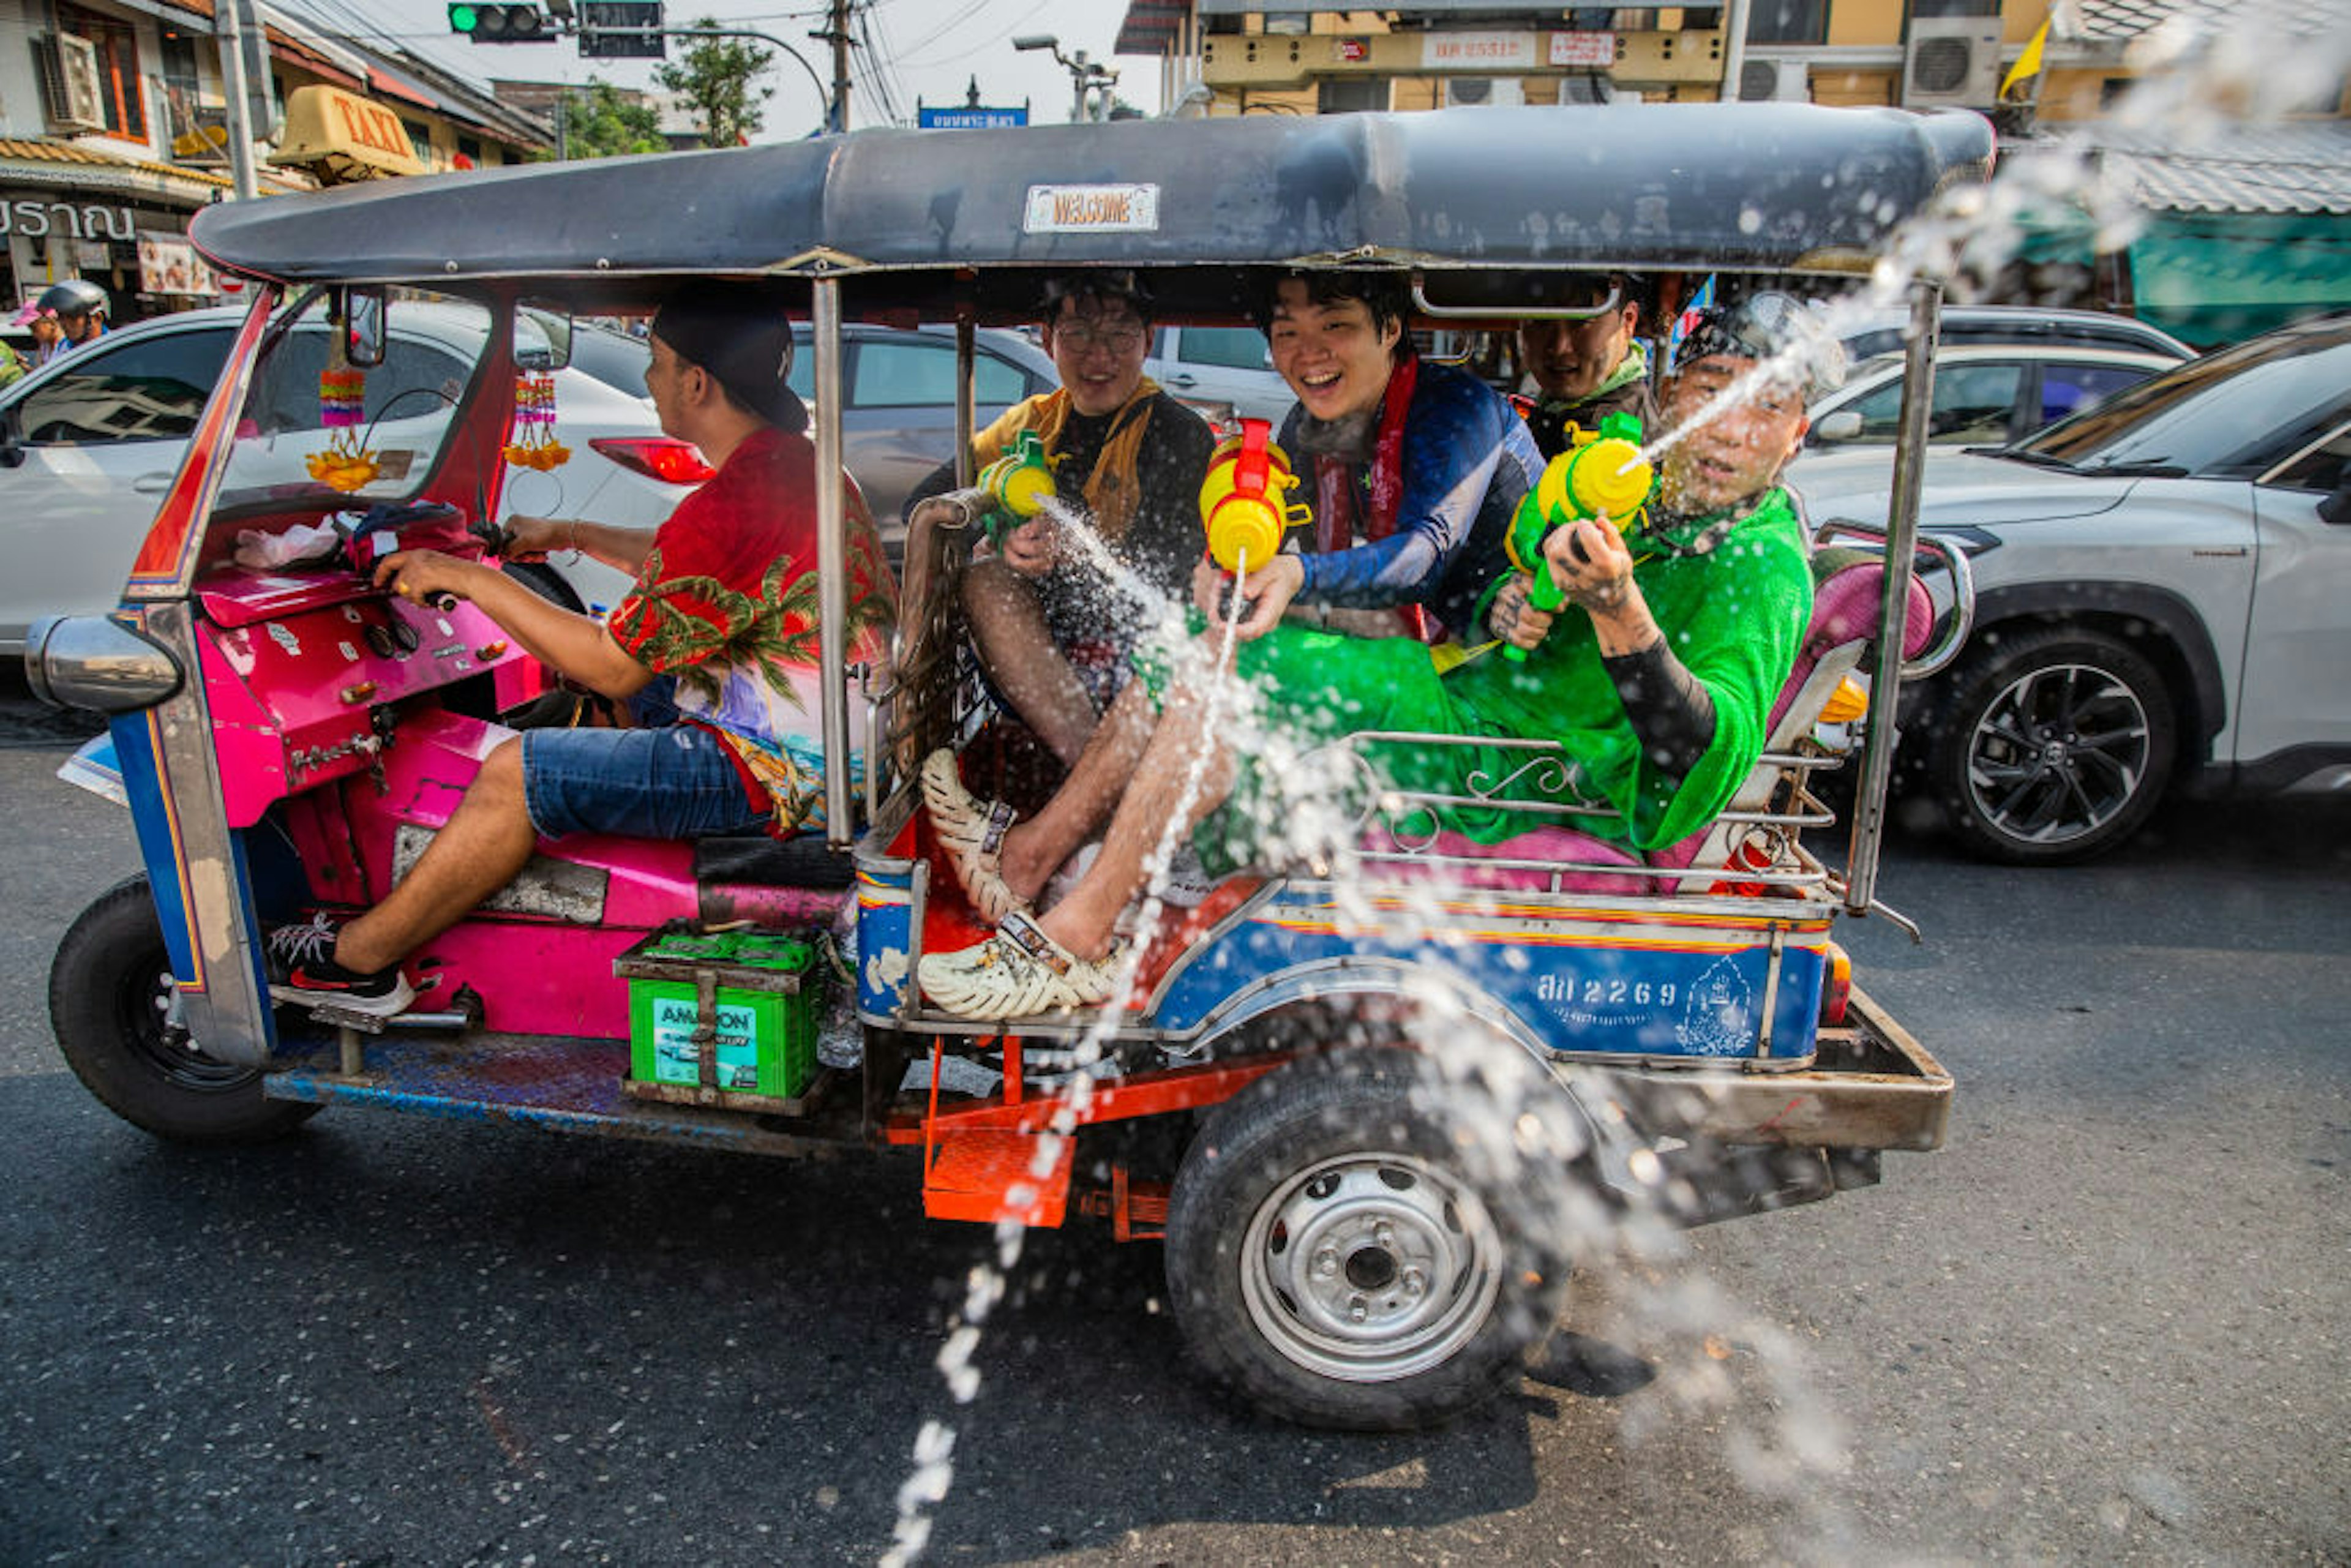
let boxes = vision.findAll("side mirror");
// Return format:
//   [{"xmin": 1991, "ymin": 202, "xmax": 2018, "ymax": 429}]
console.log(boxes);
[
  {"xmin": 517, "ymin": 302, "xmax": 574, "ymax": 372},
  {"xmin": 334, "ymin": 285, "xmax": 387, "ymax": 368},
  {"xmin": 1811, "ymin": 410, "xmax": 1865, "ymax": 446},
  {"xmin": 0, "ymin": 405, "xmax": 23, "ymax": 469},
  {"xmin": 2319, "ymin": 479, "xmax": 2350, "ymax": 527}
]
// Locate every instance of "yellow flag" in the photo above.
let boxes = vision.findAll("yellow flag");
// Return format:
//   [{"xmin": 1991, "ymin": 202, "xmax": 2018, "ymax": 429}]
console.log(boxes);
[{"xmin": 2000, "ymin": 17, "xmax": 2050, "ymax": 101}]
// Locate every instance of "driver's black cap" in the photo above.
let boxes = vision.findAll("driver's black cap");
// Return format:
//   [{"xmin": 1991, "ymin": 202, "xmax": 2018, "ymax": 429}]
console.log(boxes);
[{"xmin": 651, "ymin": 295, "xmax": 808, "ymax": 435}]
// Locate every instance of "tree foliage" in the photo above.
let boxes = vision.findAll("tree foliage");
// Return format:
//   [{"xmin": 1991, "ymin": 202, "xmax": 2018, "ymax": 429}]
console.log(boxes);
[
  {"xmin": 654, "ymin": 18, "xmax": 776, "ymax": 148},
  {"xmin": 541, "ymin": 78, "xmax": 665, "ymax": 161}
]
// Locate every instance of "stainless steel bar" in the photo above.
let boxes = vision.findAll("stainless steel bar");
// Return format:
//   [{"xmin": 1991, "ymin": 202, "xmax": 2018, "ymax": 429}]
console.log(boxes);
[
  {"xmin": 812, "ymin": 279, "xmax": 854, "ymax": 849},
  {"xmin": 954, "ymin": 316, "xmax": 976, "ymax": 487},
  {"xmin": 1844, "ymin": 277, "xmax": 1940, "ymax": 916}
]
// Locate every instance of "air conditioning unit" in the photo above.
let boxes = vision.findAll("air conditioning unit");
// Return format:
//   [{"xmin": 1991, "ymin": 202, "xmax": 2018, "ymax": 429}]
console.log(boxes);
[
  {"xmin": 1738, "ymin": 58, "xmax": 1810, "ymax": 102},
  {"xmin": 1444, "ymin": 77, "xmax": 1524, "ymax": 108},
  {"xmin": 1902, "ymin": 15, "xmax": 2004, "ymax": 108},
  {"xmin": 35, "ymin": 33, "xmax": 106, "ymax": 132}
]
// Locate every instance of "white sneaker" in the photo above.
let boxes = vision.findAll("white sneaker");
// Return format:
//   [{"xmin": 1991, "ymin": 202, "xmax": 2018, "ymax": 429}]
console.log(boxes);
[
  {"xmin": 918, "ymin": 910, "xmax": 1116, "ymax": 1020},
  {"xmin": 1153, "ymin": 841, "xmax": 1218, "ymax": 909},
  {"xmin": 920, "ymin": 749, "xmax": 1028, "ymax": 925}
]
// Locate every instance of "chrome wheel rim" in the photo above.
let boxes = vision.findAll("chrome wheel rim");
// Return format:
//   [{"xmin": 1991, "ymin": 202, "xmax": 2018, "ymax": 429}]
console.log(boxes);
[
  {"xmin": 1965, "ymin": 661, "xmax": 2152, "ymax": 846},
  {"xmin": 1239, "ymin": 1152, "xmax": 1503, "ymax": 1384}
]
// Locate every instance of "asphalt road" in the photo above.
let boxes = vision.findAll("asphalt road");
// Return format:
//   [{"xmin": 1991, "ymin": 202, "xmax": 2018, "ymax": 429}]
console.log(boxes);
[{"xmin": 2, "ymin": 685, "xmax": 2345, "ymax": 1566}]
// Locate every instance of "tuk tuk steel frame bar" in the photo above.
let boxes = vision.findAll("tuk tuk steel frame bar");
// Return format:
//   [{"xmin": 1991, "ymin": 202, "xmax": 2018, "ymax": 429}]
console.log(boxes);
[
  {"xmin": 1843, "ymin": 276, "xmax": 1941, "ymax": 917},
  {"xmin": 811, "ymin": 278, "xmax": 855, "ymax": 850}
]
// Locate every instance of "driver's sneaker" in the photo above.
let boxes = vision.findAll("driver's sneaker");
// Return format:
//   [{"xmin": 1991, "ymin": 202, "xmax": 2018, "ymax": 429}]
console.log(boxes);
[
  {"xmin": 264, "ymin": 913, "xmax": 414, "ymax": 1018},
  {"xmin": 920, "ymin": 749, "xmax": 1028, "ymax": 924},
  {"xmin": 918, "ymin": 910, "xmax": 1115, "ymax": 1020}
]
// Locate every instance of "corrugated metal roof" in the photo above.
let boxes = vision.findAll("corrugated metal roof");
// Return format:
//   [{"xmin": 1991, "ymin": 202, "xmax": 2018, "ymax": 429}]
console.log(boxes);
[
  {"xmin": 0, "ymin": 137, "xmax": 235, "ymax": 193},
  {"xmin": 2089, "ymin": 122, "xmax": 2351, "ymax": 214}
]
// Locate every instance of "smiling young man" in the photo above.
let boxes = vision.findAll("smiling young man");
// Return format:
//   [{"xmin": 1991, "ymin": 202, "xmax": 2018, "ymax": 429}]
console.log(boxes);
[
  {"xmin": 1514, "ymin": 271, "xmax": 1655, "ymax": 459},
  {"xmin": 1213, "ymin": 271, "xmax": 1542, "ymax": 643},
  {"xmin": 902, "ymin": 272, "xmax": 1212, "ymax": 776},
  {"xmin": 908, "ymin": 291, "xmax": 1839, "ymax": 1020}
]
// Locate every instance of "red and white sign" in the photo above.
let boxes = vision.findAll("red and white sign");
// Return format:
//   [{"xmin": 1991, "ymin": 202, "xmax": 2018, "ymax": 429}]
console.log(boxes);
[
  {"xmin": 1422, "ymin": 32, "xmax": 1537, "ymax": 71},
  {"xmin": 1334, "ymin": 37, "xmax": 1370, "ymax": 63},
  {"xmin": 1550, "ymin": 32, "xmax": 1618, "ymax": 68}
]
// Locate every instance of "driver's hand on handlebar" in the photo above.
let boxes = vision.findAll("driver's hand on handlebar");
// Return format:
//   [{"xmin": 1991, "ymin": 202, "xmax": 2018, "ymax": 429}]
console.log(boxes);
[
  {"xmin": 375, "ymin": 549, "xmax": 479, "ymax": 609},
  {"xmin": 995, "ymin": 516, "xmax": 1060, "ymax": 578},
  {"xmin": 498, "ymin": 514, "xmax": 571, "ymax": 561}
]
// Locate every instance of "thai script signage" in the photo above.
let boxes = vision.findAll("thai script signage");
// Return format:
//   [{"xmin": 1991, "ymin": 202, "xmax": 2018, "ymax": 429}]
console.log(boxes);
[
  {"xmin": 0, "ymin": 198, "xmax": 135, "ymax": 242},
  {"xmin": 918, "ymin": 105, "xmax": 1027, "ymax": 129},
  {"xmin": 1550, "ymin": 32, "xmax": 1618, "ymax": 68}
]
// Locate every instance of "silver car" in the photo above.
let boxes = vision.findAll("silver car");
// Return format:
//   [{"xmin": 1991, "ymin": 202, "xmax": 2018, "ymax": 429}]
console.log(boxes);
[
  {"xmin": 0, "ymin": 301, "xmax": 683, "ymax": 653},
  {"xmin": 1794, "ymin": 313, "xmax": 2351, "ymax": 863}
]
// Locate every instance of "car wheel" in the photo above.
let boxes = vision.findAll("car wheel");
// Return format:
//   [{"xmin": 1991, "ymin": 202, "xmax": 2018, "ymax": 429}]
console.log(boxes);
[
  {"xmin": 49, "ymin": 876, "xmax": 318, "ymax": 1144},
  {"xmin": 1927, "ymin": 625, "xmax": 2177, "ymax": 865},
  {"xmin": 1164, "ymin": 1049, "xmax": 1575, "ymax": 1430}
]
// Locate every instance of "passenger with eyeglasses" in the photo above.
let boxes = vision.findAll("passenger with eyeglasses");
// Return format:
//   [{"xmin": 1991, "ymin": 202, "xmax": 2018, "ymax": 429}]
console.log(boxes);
[{"xmin": 904, "ymin": 271, "xmax": 1213, "ymax": 803}]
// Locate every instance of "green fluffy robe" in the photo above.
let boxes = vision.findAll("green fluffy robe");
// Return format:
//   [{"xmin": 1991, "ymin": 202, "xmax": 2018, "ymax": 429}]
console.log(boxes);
[{"xmin": 1422, "ymin": 487, "xmax": 1815, "ymax": 850}]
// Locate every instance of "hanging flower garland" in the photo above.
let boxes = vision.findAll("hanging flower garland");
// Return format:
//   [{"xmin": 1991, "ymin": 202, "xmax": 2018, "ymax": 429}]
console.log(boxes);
[
  {"xmin": 305, "ymin": 340, "xmax": 380, "ymax": 493},
  {"xmin": 502, "ymin": 369, "xmax": 571, "ymax": 471}
]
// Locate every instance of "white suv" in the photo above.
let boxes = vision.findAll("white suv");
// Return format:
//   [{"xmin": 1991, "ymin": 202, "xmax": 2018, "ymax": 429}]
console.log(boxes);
[{"xmin": 1798, "ymin": 314, "xmax": 2351, "ymax": 863}]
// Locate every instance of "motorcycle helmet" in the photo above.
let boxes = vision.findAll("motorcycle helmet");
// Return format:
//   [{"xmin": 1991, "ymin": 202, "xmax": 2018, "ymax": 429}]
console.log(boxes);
[{"xmin": 37, "ymin": 279, "xmax": 108, "ymax": 320}]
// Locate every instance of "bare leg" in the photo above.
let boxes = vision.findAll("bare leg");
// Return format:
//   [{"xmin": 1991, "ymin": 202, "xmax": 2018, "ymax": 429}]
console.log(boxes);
[
  {"xmin": 992, "ymin": 677, "xmax": 1161, "ymax": 901},
  {"xmin": 334, "ymin": 738, "xmax": 538, "ymax": 973},
  {"xmin": 1032, "ymin": 680, "xmax": 1236, "ymax": 963},
  {"xmin": 961, "ymin": 559, "xmax": 1101, "ymax": 767}
]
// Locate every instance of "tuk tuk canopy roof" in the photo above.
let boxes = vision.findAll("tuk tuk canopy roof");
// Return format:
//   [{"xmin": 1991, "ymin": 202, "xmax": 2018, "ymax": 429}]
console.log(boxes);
[{"xmin": 192, "ymin": 104, "xmax": 1992, "ymax": 313}]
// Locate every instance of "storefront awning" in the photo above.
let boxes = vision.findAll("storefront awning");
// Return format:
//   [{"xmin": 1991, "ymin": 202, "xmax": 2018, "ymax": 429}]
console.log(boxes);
[{"xmin": 0, "ymin": 136, "xmax": 242, "ymax": 208}]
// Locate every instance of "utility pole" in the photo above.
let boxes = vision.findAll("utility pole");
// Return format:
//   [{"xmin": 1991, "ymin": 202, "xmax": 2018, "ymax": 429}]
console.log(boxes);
[
  {"xmin": 814, "ymin": 0, "xmax": 852, "ymax": 134},
  {"xmin": 214, "ymin": 0, "xmax": 259, "ymax": 198}
]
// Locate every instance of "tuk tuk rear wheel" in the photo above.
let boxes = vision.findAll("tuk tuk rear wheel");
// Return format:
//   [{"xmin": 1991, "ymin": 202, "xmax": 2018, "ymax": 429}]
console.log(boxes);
[
  {"xmin": 50, "ymin": 876, "xmax": 317, "ymax": 1145},
  {"xmin": 1164, "ymin": 1049, "xmax": 1570, "ymax": 1430}
]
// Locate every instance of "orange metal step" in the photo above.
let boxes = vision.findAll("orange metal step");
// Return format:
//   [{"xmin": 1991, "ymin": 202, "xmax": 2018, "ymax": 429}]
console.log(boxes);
[{"xmin": 923, "ymin": 1130, "xmax": 1075, "ymax": 1227}]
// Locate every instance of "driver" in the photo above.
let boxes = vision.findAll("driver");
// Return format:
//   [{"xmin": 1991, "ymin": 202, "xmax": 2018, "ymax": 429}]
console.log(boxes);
[{"xmin": 264, "ymin": 290, "xmax": 895, "ymax": 1016}]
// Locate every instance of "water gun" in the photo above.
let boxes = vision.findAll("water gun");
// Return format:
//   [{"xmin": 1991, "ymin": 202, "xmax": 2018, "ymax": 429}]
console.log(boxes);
[
  {"xmin": 1199, "ymin": 418, "xmax": 1313, "ymax": 574},
  {"xmin": 1501, "ymin": 410, "xmax": 1656, "ymax": 662},
  {"xmin": 958, "ymin": 429, "xmax": 1059, "ymax": 545}
]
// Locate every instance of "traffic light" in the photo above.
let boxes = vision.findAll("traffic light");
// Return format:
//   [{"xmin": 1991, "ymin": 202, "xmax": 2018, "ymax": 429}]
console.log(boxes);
[
  {"xmin": 580, "ymin": 2, "xmax": 665, "ymax": 59},
  {"xmin": 448, "ymin": 3, "xmax": 552, "ymax": 43}
]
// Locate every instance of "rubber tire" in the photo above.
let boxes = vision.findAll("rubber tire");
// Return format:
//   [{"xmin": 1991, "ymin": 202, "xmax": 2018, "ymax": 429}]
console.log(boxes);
[
  {"xmin": 48, "ymin": 876, "xmax": 317, "ymax": 1145},
  {"xmin": 1925, "ymin": 624, "xmax": 2178, "ymax": 865},
  {"xmin": 1164, "ymin": 1049, "xmax": 1573, "ymax": 1431}
]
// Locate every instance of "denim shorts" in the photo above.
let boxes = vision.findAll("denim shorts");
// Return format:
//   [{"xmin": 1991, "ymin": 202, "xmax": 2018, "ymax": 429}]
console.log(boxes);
[{"xmin": 521, "ymin": 722, "xmax": 772, "ymax": 841}]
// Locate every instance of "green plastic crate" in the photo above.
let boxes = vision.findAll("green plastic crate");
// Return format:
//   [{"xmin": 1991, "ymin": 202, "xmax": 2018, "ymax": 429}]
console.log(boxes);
[{"xmin": 616, "ymin": 928, "xmax": 822, "ymax": 1106}]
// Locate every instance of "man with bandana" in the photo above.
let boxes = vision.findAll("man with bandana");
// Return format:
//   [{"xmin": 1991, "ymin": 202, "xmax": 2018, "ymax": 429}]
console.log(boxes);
[{"xmin": 909, "ymin": 292, "xmax": 1841, "ymax": 1019}]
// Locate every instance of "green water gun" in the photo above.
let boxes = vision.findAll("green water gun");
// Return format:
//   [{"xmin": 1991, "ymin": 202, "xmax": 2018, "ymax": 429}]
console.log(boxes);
[{"xmin": 1501, "ymin": 410, "xmax": 1656, "ymax": 662}]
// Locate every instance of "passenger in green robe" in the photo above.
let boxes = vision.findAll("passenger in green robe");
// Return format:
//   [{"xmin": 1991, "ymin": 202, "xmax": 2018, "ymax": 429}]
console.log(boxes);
[{"xmin": 912, "ymin": 293, "xmax": 1845, "ymax": 1019}]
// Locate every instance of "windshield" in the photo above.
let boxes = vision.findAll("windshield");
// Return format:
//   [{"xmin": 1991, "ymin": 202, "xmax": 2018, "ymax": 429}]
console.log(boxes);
[
  {"xmin": 219, "ymin": 290, "xmax": 509, "ymax": 508},
  {"xmin": 2012, "ymin": 321, "xmax": 2351, "ymax": 477}
]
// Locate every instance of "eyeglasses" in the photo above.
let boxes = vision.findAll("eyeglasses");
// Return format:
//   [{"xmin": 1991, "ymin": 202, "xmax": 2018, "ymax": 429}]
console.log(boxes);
[{"xmin": 1054, "ymin": 323, "xmax": 1146, "ymax": 353}]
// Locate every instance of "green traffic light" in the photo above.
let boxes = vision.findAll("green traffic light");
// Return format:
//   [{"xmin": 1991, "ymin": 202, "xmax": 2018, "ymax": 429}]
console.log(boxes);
[{"xmin": 448, "ymin": 2, "xmax": 480, "ymax": 31}]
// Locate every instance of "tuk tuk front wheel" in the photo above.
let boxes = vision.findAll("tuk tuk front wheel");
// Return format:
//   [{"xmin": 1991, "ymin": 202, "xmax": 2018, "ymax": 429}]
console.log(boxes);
[
  {"xmin": 1164, "ymin": 1049, "xmax": 1570, "ymax": 1430},
  {"xmin": 50, "ymin": 876, "xmax": 317, "ymax": 1145}
]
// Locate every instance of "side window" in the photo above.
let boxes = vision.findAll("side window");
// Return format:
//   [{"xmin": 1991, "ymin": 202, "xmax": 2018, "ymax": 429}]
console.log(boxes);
[
  {"xmin": 1177, "ymin": 328, "xmax": 1275, "ymax": 372},
  {"xmin": 787, "ymin": 332, "xmax": 814, "ymax": 399},
  {"xmin": 15, "ymin": 329, "xmax": 234, "ymax": 444},
  {"xmin": 2041, "ymin": 363, "xmax": 2150, "ymax": 426},
  {"xmin": 1927, "ymin": 362, "xmax": 2023, "ymax": 443},
  {"xmin": 243, "ymin": 328, "xmax": 473, "ymax": 435},
  {"xmin": 852, "ymin": 339, "xmax": 961, "ymax": 409},
  {"xmin": 971, "ymin": 349, "xmax": 1033, "ymax": 407},
  {"xmin": 2265, "ymin": 426, "xmax": 2351, "ymax": 493}
]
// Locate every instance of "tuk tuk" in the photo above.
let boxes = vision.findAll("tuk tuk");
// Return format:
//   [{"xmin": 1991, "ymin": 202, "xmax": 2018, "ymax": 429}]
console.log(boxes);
[{"xmin": 24, "ymin": 103, "xmax": 1988, "ymax": 1430}]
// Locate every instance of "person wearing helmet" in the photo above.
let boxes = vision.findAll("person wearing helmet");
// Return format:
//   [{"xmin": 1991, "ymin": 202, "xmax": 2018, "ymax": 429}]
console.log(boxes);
[
  {"xmin": 38, "ymin": 279, "xmax": 108, "ymax": 358},
  {"xmin": 1513, "ymin": 271, "xmax": 1654, "ymax": 459}
]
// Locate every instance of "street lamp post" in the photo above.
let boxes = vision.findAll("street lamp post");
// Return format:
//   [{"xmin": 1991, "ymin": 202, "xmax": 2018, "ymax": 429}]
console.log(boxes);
[{"xmin": 1013, "ymin": 34, "xmax": 1118, "ymax": 123}]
